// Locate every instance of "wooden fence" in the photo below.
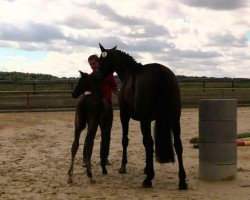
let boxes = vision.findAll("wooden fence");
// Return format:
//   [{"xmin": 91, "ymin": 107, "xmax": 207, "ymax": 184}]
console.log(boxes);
[{"xmin": 0, "ymin": 79, "xmax": 250, "ymax": 112}]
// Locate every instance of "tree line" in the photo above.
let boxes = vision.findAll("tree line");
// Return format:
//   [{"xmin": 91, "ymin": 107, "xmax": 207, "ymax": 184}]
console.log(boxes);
[
  {"xmin": 0, "ymin": 71, "xmax": 249, "ymax": 82},
  {"xmin": 0, "ymin": 71, "xmax": 77, "ymax": 81}
]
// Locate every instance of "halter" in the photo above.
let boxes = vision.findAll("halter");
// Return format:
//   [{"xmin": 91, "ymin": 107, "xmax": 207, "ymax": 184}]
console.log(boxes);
[
  {"xmin": 101, "ymin": 52, "xmax": 107, "ymax": 57},
  {"xmin": 84, "ymin": 91, "xmax": 92, "ymax": 95}
]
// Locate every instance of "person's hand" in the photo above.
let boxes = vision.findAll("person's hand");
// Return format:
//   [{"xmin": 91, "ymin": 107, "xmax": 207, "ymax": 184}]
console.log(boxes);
[{"xmin": 113, "ymin": 87, "xmax": 120, "ymax": 96}]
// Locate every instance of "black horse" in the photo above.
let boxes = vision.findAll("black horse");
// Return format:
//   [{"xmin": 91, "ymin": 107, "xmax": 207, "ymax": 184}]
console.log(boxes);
[
  {"xmin": 67, "ymin": 71, "xmax": 112, "ymax": 184},
  {"xmin": 97, "ymin": 44, "xmax": 187, "ymax": 190}
]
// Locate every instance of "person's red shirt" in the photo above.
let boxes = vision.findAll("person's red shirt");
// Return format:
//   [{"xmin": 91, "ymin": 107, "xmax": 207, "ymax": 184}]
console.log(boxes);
[{"xmin": 91, "ymin": 71, "xmax": 118, "ymax": 104}]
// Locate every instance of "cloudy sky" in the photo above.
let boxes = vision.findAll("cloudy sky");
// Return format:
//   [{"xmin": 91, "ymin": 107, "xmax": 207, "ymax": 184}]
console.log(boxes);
[{"xmin": 0, "ymin": 0, "xmax": 249, "ymax": 78}]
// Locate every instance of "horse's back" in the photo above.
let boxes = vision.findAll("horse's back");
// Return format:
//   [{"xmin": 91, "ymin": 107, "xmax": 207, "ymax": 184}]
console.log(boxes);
[
  {"xmin": 121, "ymin": 63, "xmax": 180, "ymax": 120},
  {"xmin": 142, "ymin": 63, "xmax": 178, "ymax": 83}
]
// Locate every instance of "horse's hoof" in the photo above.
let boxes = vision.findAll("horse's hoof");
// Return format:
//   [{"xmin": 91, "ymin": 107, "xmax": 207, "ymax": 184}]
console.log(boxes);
[
  {"xmin": 142, "ymin": 179, "xmax": 152, "ymax": 188},
  {"xmin": 119, "ymin": 166, "xmax": 127, "ymax": 174},
  {"xmin": 179, "ymin": 181, "xmax": 188, "ymax": 190},
  {"xmin": 102, "ymin": 168, "xmax": 108, "ymax": 175}
]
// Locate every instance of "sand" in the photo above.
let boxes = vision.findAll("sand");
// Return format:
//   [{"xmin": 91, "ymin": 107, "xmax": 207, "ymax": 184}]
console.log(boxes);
[{"xmin": 0, "ymin": 107, "xmax": 250, "ymax": 200}]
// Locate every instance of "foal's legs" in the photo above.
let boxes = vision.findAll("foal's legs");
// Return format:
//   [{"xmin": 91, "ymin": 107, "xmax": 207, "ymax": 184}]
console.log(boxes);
[
  {"xmin": 83, "ymin": 120, "xmax": 98, "ymax": 184},
  {"xmin": 119, "ymin": 109, "xmax": 130, "ymax": 174},
  {"xmin": 140, "ymin": 120, "xmax": 154, "ymax": 188},
  {"xmin": 67, "ymin": 117, "xmax": 85, "ymax": 183},
  {"xmin": 171, "ymin": 118, "xmax": 188, "ymax": 190}
]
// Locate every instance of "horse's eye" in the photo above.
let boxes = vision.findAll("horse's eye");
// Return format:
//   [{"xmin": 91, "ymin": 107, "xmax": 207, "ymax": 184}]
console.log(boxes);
[{"xmin": 101, "ymin": 52, "xmax": 107, "ymax": 58}]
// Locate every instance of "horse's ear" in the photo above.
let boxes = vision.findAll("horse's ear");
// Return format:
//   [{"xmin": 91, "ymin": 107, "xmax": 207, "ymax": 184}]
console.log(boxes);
[
  {"xmin": 78, "ymin": 70, "xmax": 84, "ymax": 76},
  {"xmin": 99, "ymin": 43, "xmax": 106, "ymax": 52},
  {"xmin": 112, "ymin": 45, "xmax": 117, "ymax": 50}
]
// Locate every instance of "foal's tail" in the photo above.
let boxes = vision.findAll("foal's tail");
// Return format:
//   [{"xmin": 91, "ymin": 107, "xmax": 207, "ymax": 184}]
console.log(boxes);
[{"xmin": 154, "ymin": 85, "xmax": 175, "ymax": 163}]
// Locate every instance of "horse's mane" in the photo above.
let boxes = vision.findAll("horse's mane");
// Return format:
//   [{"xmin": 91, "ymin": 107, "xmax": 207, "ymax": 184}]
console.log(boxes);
[{"xmin": 115, "ymin": 49, "xmax": 142, "ymax": 69}]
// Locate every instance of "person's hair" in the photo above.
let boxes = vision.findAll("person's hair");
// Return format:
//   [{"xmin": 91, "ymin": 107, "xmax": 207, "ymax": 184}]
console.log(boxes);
[{"xmin": 88, "ymin": 54, "xmax": 99, "ymax": 62}]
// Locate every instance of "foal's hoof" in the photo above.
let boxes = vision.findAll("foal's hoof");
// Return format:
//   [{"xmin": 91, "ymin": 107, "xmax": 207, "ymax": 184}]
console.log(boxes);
[
  {"xmin": 89, "ymin": 178, "xmax": 96, "ymax": 184},
  {"xmin": 119, "ymin": 166, "xmax": 127, "ymax": 174},
  {"xmin": 179, "ymin": 180, "xmax": 188, "ymax": 190},
  {"xmin": 67, "ymin": 177, "xmax": 73, "ymax": 184},
  {"xmin": 142, "ymin": 179, "xmax": 152, "ymax": 188}
]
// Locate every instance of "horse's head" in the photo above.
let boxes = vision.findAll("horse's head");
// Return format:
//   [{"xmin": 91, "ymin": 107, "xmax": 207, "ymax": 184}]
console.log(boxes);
[
  {"xmin": 97, "ymin": 43, "xmax": 117, "ymax": 80},
  {"xmin": 72, "ymin": 71, "xmax": 91, "ymax": 98}
]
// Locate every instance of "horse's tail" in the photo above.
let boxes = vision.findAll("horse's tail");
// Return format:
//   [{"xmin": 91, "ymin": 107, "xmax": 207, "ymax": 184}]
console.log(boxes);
[{"xmin": 154, "ymin": 83, "xmax": 175, "ymax": 164}]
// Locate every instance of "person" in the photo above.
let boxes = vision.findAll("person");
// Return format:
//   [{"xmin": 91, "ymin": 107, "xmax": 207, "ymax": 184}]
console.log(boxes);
[
  {"xmin": 83, "ymin": 54, "xmax": 119, "ymax": 166},
  {"xmin": 88, "ymin": 54, "xmax": 119, "ymax": 103}
]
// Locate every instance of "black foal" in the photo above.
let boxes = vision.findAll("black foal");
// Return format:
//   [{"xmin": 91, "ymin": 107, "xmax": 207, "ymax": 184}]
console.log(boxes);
[{"xmin": 67, "ymin": 71, "xmax": 113, "ymax": 184}]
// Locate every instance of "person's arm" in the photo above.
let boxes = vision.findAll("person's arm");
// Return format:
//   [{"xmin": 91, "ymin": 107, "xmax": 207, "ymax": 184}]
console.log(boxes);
[{"xmin": 107, "ymin": 74, "xmax": 119, "ymax": 95}]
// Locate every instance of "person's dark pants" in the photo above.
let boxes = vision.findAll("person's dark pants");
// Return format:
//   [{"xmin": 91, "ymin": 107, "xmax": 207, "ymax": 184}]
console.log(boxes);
[{"xmin": 99, "ymin": 102, "xmax": 113, "ymax": 165}]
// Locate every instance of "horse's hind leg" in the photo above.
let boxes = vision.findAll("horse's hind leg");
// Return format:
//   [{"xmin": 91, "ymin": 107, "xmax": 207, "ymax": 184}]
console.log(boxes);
[
  {"xmin": 67, "ymin": 127, "xmax": 83, "ymax": 184},
  {"xmin": 171, "ymin": 119, "xmax": 188, "ymax": 190},
  {"xmin": 140, "ymin": 121, "xmax": 154, "ymax": 188},
  {"xmin": 84, "ymin": 122, "xmax": 98, "ymax": 184}
]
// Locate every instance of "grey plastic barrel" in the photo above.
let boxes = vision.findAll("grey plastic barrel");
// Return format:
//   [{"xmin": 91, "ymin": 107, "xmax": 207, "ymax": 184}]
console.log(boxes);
[{"xmin": 199, "ymin": 99, "xmax": 237, "ymax": 181}]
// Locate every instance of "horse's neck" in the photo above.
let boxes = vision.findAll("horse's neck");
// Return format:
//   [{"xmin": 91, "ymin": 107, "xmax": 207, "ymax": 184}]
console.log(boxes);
[{"xmin": 114, "ymin": 51, "xmax": 140, "ymax": 82}]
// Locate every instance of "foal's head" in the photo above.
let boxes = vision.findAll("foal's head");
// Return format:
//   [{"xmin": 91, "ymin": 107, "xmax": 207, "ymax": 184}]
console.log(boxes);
[{"xmin": 72, "ymin": 71, "xmax": 102, "ymax": 99}]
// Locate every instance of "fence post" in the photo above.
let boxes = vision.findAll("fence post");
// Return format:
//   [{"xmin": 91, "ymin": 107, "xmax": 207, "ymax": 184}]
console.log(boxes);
[
  {"xmin": 33, "ymin": 83, "xmax": 36, "ymax": 90},
  {"xmin": 27, "ymin": 93, "xmax": 30, "ymax": 110},
  {"xmin": 221, "ymin": 89, "xmax": 224, "ymax": 98},
  {"xmin": 203, "ymin": 79, "xmax": 206, "ymax": 92},
  {"xmin": 232, "ymin": 79, "xmax": 234, "ymax": 92}
]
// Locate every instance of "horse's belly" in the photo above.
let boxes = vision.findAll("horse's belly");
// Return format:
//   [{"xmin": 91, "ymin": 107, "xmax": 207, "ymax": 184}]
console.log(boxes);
[
  {"xmin": 121, "ymin": 74, "xmax": 158, "ymax": 121},
  {"xmin": 135, "ymin": 103, "xmax": 156, "ymax": 120}
]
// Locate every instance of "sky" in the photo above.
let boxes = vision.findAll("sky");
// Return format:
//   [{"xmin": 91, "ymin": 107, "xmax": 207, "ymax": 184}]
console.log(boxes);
[{"xmin": 0, "ymin": 0, "xmax": 250, "ymax": 78}]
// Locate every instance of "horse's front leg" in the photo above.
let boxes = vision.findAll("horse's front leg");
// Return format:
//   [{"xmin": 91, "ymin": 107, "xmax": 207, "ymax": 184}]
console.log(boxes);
[
  {"xmin": 119, "ymin": 109, "xmax": 130, "ymax": 174},
  {"xmin": 84, "ymin": 123, "xmax": 98, "ymax": 184},
  {"xmin": 140, "ymin": 120, "xmax": 154, "ymax": 188}
]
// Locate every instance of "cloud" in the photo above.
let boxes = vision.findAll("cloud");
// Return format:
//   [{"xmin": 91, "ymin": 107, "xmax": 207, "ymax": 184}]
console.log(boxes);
[
  {"xmin": 88, "ymin": 38, "xmax": 175, "ymax": 53},
  {"xmin": 0, "ymin": 0, "xmax": 249, "ymax": 78},
  {"xmin": 179, "ymin": 0, "xmax": 248, "ymax": 10},
  {"xmin": 208, "ymin": 32, "xmax": 248, "ymax": 47},
  {"xmin": 126, "ymin": 39, "xmax": 175, "ymax": 52},
  {"xmin": 63, "ymin": 15, "xmax": 101, "ymax": 30},
  {"xmin": 67, "ymin": 34, "xmax": 174, "ymax": 53},
  {"xmin": 164, "ymin": 49, "xmax": 222, "ymax": 60},
  {"xmin": 126, "ymin": 25, "xmax": 170, "ymax": 38},
  {"xmin": 88, "ymin": 2, "xmax": 145, "ymax": 25},
  {"xmin": 0, "ymin": 22, "xmax": 65, "ymax": 42},
  {"xmin": 67, "ymin": 35, "xmax": 124, "ymax": 49},
  {"xmin": 87, "ymin": 2, "xmax": 170, "ymax": 38}
]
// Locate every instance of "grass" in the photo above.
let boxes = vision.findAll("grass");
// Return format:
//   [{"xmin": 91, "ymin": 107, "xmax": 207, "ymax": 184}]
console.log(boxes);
[
  {"xmin": 190, "ymin": 132, "xmax": 250, "ymax": 148},
  {"xmin": 237, "ymin": 132, "xmax": 250, "ymax": 139}
]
